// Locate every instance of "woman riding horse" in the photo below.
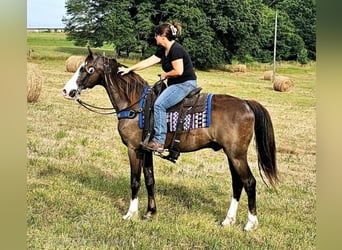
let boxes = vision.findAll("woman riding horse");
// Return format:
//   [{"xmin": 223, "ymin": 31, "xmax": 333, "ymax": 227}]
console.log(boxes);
[
  {"xmin": 62, "ymin": 46, "xmax": 278, "ymax": 231},
  {"xmin": 118, "ymin": 22, "xmax": 197, "ymax": 153}
]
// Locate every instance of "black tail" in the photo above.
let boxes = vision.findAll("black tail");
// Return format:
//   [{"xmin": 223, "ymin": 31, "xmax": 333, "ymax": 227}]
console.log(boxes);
[{"xmin": 246, "ymin": 100, "xmax": 278, "ymax": 186}]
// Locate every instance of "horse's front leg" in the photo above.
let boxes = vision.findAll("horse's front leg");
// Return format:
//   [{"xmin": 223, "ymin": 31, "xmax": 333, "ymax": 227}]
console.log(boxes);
[
  {"xmin": 122, "ymin": 147, "xmax": 142, "ymax": 220},
  {"xmin": 142, "ymin": 151, "xmax": 157, "ymax": 220}
]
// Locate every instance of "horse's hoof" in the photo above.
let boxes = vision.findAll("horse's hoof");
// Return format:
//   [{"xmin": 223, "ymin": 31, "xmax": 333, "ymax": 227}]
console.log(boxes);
[
  {"xmin": 243, "ymin": 219, "xmax": 258, "ymax": 231},
  {"xmin": 221, "ymin": 216, "xmax": 236, "ymax": 227},
  {"xmin": 122, "ymin": 211, "xmax": 138, "ymax": 220},
  {"xmin": 142, "ymin": 211, "xmax": 157, "ymax": 221}
]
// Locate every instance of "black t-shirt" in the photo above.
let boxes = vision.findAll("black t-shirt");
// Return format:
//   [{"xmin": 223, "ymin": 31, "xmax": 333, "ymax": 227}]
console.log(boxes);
[{"xmin": 154, "ymin": 42, "xmax": 197, "ymax": 85}]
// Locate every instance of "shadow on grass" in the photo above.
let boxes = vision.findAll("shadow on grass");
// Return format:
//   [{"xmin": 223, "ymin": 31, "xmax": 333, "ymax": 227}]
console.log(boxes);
[
  {"xmin": 52, "ymin": 163, "xmax": 224, "ymax": 223},
  {"xmin": 156, "ymin": 178, "xmax": 224, "ymax": 221}
]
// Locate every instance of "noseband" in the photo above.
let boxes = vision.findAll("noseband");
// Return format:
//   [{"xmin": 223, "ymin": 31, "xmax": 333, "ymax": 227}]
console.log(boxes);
[{"xmin": 76, "ymin": 55, "xmax": 102, "ymax": 94}]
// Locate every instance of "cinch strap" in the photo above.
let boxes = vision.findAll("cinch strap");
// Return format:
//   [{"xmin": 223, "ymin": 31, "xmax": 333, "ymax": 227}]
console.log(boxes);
[
  {"xmin": 117, "ymin": 86, "xmax": 150, "ymax": 120},
  {"xmin": 138, "ymin": 86, "xmax": 151, "ymax": 127}
]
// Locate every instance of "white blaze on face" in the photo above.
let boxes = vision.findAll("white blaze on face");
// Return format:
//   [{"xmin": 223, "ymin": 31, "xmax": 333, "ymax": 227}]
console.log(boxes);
[{"xmin": 62, "ymin": 63, "xmax": 84, "ymax": 99}]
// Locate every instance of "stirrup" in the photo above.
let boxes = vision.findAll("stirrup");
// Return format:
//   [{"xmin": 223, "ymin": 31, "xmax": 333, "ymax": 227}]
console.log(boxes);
[
  {"xmin": 153, "ymin": 149, "xmax": 168, "ymax": 157},
  {"xmin": 154, "ymin": 149, "xmax": 180, "ymax": 164}
]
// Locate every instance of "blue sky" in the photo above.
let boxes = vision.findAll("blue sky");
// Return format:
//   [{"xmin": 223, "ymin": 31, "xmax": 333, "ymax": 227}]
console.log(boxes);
[{"xmin": 27, "ymin": 0, "xmax": 66, "ymax": 28}]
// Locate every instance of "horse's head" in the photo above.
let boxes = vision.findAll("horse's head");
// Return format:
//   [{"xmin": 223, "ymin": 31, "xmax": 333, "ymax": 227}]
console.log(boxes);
[{"xmin": 62, "ymin": 47, "xmax": 106, "ymax": 100}]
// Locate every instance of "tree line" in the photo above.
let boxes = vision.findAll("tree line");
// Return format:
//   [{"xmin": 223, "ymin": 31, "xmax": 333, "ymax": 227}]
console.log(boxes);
[{"xmin": 63, "ymin": 0, "xmax": 316, "ymax": 69}]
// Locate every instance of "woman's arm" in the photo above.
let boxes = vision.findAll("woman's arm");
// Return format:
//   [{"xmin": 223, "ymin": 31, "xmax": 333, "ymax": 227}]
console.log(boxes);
[
  {"xmin": 118, "ymin": 55, "xmax": 161, "ymax": 75},
  {"xmin": 160, "ymin": 58, "xmax": 184, "ymax": 80}
]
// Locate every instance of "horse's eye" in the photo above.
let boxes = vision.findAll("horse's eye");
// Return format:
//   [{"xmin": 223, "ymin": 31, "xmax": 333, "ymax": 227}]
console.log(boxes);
[{"xmin": 87, "ymin": 67, "xmax": 95, "ymax": 74}]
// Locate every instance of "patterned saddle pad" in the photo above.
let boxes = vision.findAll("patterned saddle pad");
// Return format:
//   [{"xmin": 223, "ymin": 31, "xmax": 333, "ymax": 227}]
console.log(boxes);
[
  {"xmin": 166, "ymin": 93, "xmax": 213, "ymax": 132},
  {"xmin": 138, "ymin": 87, "xmax": 214, "ymax": 132}
]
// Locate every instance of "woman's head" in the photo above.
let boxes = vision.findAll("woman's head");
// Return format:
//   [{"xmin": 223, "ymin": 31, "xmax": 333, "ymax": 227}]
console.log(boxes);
[{"xmin": 155, "ymin": 22, "xmax": 182, "ymax": 41}]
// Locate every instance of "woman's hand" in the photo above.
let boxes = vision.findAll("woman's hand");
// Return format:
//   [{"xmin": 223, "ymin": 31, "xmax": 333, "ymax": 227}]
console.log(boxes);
[
  {"xmin": 117, "ymin": 66, "xmax": 131, "ymax": 76},
  {"xmin": 160, "ymin": 73, "xmax": 167, "ymax": 80}
]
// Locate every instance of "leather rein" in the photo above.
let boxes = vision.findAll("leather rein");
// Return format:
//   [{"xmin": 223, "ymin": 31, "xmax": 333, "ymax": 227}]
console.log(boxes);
[{"xmin": 76, "ymin": 98, "xmax": 117, "ymax": 115}]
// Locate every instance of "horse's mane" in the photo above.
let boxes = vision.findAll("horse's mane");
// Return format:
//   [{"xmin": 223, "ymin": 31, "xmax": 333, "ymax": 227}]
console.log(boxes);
[{"xmin": 102, "ymin": 56, "xmax": 149, "ymax": 104}]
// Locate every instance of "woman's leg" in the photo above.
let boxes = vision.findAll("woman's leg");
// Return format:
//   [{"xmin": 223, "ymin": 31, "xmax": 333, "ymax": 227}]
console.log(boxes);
[{"xmin": 153, "ymin": 80, "xmax": 197, "ymax": 145}]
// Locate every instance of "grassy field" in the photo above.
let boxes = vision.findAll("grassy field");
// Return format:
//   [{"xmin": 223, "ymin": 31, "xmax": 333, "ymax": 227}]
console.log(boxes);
[{"xmin": 27, "ymin": 32, "xmax": 316, "ymax": 249}]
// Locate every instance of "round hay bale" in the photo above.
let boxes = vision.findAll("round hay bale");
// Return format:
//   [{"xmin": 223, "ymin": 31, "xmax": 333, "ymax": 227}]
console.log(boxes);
[
  {"xmin": 27, "ymin": 62, "xmax": 43, "ymax": 103},
  {"xmin": 263, "ymin": 70, "xmax": 273, "ymax": 80},
  {"xmin": 273, "ymin": 76, "xmax": 294, "ymax": 92},
  {"xmin": 233, "ymin": 64, "xmax": 247, "ymax": 73},
  {"xmin": 65, "ymin": 55, "xmax": 85, "ymax": 72}
]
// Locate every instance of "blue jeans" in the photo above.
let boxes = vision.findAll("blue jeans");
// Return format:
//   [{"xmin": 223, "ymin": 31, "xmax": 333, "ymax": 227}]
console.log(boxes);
[{"xmin": 153, "ymin": 79, "xmax": 197, "ymax": 144}]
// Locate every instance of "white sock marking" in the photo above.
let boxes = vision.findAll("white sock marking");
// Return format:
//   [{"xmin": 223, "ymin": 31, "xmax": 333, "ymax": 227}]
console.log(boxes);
[
  {"xmin": 222, "ymin": 198, "xmax": 239, "ymax": 226},
  {"xmin": 122, "ymin": 198, "xmax": 139, "ymax": 220},
  {"xmin": 244, "ymin": 211, "xmax": 258, "ymax": 231}
]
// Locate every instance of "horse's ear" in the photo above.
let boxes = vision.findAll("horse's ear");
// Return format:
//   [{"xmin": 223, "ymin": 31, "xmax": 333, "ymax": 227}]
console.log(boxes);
[{"xmin": 87, "ymin": 46, "xmax": 93, "ymax": 57}]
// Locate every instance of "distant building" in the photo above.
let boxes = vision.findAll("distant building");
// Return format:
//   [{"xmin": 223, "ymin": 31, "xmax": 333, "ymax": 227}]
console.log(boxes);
[{"xmin": 27, "ymin": 28, "xmax": 64, "ymax": 32}]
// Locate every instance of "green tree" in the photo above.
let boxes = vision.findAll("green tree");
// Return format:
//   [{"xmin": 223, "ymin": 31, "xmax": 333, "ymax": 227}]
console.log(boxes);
[
  {"xmin": 275, "ymin": 10, "xmax": 306, "ymax": 61},
  {"xmin": 252, "ymin": 6, "xmax": 275, "ymax": 62},
  {"xmin": 130, "ymin": 2, "xmax": 155, "ymax": 57},
  {"xmin": 297, "ymin": 48, "xmax": 308, "ymax": 65},
  {"xmin": 63, "ymin": 0, "xmax": 111, "ymax": 47},
  {"xmin": 274, "ymin": 0, "xmax": 316, "ymax": 60},
  {"xmin": 252, "ymin": 6, "xmax": 307, "ymax": 62},
  {"xmin": 154, "ymin": 0, "xmax": 225, "ymax": 68},
  {"xmin": 63, "ymin": 0, "xmax": 141, "ymax": 57},
  {"xmin": 201, "ymin": 0, "xmax": 265, "ymax": 63},
  {"xmin": 63, "ymin": 0, "xmax": 316, "ymax": 67},
  {"xmin": 181, "ymin": 7, "xmax": 225, "ymax": 69}
]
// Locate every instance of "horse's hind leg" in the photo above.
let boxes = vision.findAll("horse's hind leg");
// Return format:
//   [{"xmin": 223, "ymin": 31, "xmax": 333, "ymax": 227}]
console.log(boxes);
[
  {"xmin": 242, "ymin": 166, "xmax": 258, "ymax": 231},
  {"xmin": 221, "ymin": 158, "xmax": 243, "ymax": 227},
  {"xmin": 222, "ymin": 155, "xmax": 258, "ymax": 231}
]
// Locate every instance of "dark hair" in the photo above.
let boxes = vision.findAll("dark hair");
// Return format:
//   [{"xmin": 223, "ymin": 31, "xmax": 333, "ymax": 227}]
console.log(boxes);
[{"xmin": 155, "ymin": 22, "xmax": 182, "ymax": 41}]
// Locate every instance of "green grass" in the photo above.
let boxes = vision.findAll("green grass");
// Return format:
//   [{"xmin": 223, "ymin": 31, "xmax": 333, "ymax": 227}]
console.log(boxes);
[
  {"xmin": 27, "ymin": 32, "xmax": 316, "ymax": 249},
  {"xmin": 27, "ymin": 32, "xmax": 116, "ymax": 60}
]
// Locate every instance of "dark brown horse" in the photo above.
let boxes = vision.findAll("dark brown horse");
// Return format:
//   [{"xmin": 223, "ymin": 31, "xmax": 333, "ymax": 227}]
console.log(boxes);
[{"xmin": 62, "ymin": 48, "xmax": 278, "ymax": 231}]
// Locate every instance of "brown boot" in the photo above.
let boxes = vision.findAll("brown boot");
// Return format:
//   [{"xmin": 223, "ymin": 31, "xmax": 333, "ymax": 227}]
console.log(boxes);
[{"xmin": 141, "ymin": 140, "xmax": 164, "ymax": 152}]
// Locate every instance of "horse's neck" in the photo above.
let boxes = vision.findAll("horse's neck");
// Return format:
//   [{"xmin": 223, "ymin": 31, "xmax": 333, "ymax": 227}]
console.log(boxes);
[
  {"xmin": 103, "ymin": 75, "xmax": 126, "ymax": 111},
  {"xmin": 103, "ymin": 73, "xmax": 142, "ymax": 112},
  {"xmin": 104, "ymin": 85, "xmax": 122, "ymax": 111}
]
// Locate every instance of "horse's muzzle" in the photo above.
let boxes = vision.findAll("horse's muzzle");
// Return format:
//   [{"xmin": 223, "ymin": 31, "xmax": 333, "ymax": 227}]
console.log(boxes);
[{"xmin": 62, "ymin": 88, "xmax": 77, "ymax": 100}]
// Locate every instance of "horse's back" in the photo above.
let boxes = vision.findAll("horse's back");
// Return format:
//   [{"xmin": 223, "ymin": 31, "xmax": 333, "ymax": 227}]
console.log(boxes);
[
  {"xmin": 210, "ymin": 94, "xmax": 255, "ymax": 127},
  {"xmin": 176, "ymin": 94, "xmax": 255, "ymax": 152}
]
